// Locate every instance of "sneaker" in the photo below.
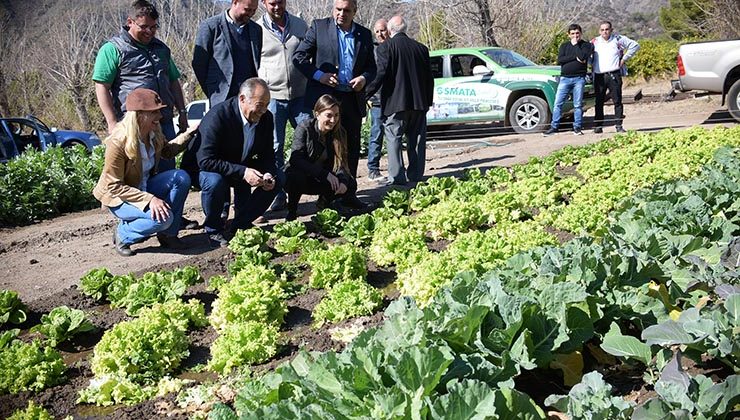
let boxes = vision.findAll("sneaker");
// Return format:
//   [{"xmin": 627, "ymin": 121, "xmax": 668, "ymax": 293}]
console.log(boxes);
[
  {"xmin": 542, "ymin": 128, "xmax": 557, "ymax": 137},
  {"xmin": 615, "ymin": 126, "xmax": 626, "ymax": 133},
  {"xmin": 112, "ymin": 230, "xmax": 135, "ymax": 257},
  {"xmin": 181, "ymin": 217, "xmax": 200, "ymax": 230},
  {"xmin": 268, "ymin": 193, "xmax": 287, "ymax": 211},
  {"xmin": 157, "ymin": 233, "xmax": 188, "ymax": 250},
  {"xmin": 593, "ymin": 127, "xmax": 603, "ymax": 134},
  {"xmin": 209, "ymin": 232, "xmax": 229, "ymax": 248},
  {"xmin": 573, "ymin": 129, "xmax": 584, "ymax": 136},
  {"xmin": 368, "ymin": 170, "xmax": 387, "ymax": 183}
]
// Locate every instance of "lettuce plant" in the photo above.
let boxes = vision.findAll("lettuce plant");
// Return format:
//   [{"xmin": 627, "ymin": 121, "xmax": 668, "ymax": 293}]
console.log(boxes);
[
  {"xmin": 208, "ymin": 321, "xmax": 281, "ymax": 374},
  {"xmin": 0, "ymin": 290, "xmax": 27, "ymax": 326},
  {"xmin": 340, "ymin": 214, "xmax": 375, "ymax": 246},
  {"xmin": 270, "ymin": 220, "xmax": 307, "ymax": 254},
  {"xmin": 313, "ymin": 278, "xmax": 382, "ymax": 327},
  {"xmin": 312, "ymin": 208, "xmax": 345, "ymax": 237},
  {"xmin": 229, "ymin": 227, "xmax": 270, "ymax": 254},
  {"xmin": 306, "ymin": 243, "xmax": 367, "ymax": 289},
  {"xmin": 0, "ymin": 330, "xmax": 66, "ymax": 395},
  {"xmin": 209, "ymin": 265, "xmax": 287, "ymax": 332},
  {"xmin": 31, "ymin": 305, "xmax": 95, "ymax": 347},
  {"xmin": 7, "ymin": 400, "xmax": 53, "ymax": 420}
]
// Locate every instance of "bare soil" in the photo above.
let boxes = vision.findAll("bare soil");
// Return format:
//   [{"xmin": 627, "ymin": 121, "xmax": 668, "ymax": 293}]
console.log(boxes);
[{"xmin": 0, "ymin": 81, "xmax": 735, "ymax": 418}]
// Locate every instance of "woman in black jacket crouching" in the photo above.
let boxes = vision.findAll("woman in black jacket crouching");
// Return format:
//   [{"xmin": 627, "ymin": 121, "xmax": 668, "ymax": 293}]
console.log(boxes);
[{"xmin": 285, "ymin": 94, "xmax": 357, "ymax": 221}]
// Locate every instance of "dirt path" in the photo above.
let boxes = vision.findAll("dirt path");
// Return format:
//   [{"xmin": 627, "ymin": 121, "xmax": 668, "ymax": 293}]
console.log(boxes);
[{"xmin": 1, "ymin": 86, "xmax": 732, "ymax": 302}]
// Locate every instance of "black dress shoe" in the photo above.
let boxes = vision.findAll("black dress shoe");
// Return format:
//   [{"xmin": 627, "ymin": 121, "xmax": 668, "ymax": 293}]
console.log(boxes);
[
  {"xmin": 157, "ymin": 233, "xmax": 188, "ymax": 250},
  {"xmin": 341, "ymin": 195, "xmax": 367, "ymax": 209},
  {"xmin": 593, "ymin": 127, "xmax": 603, "ymax": 134},
  {"xmin": 112, "ymin": 231, "xmax": 135, "ymax": 257},
  {"xmin": 286, "ymin": 210, "xmax": 297, "ymax": 221},
  {"xmin": 181, "ymin": 217, "xmax": 200, "ymax": 230}
]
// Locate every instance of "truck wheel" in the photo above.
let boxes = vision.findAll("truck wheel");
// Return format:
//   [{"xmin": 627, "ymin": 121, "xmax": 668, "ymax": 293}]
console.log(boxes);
[
  {"xmin": 508, "ymin": 95, "xmax": 550, "ymax": 134},
  {"xmin": 729, "ymin": 78, "xmax": 740, "ymax": 123}
]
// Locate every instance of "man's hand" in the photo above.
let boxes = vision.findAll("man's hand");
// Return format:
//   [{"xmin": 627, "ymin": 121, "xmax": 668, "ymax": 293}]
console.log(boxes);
[
  {"xmin": 149, "ymin": 197, "xmax": 171, "ymax": 223},
  {"xmin": 349, "ymin": 75, "xmax": 366, "ymax": 91},
  {"xmin": 320, "ymin": 72, "xmax": 339, "ymax": 88},
  {"xmin": 244, "ymin": 168, "xmax": 265, "ymax": 187},
  {"xmin": 261, "ymin": 172, "xmax": 276, "ymax": 191},
  {"xmin": 326, "ymin": 172, "xmax": 340, "ymax": 193},
  {"xmin": 178, "ymin": 113, "xmax": 189, "ymax": 134}
]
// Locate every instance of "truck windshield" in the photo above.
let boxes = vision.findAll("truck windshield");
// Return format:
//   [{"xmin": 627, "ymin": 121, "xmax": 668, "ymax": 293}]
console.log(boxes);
[{"xmin": 483, "ymin": 49, "xmax": 536, "ymax": 68}]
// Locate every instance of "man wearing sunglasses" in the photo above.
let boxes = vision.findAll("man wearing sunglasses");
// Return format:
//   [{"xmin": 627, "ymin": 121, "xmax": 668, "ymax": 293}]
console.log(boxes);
[
  {"xmin": 93, "ymin": 0, "xmax": 189, "ymax": 145},
  {"xmin": 93, "ymin": 0, "xmax": 197, "ymax": 230},
  {"xmin": 543, "ymin": 24, "xmax": 593, "ymax": 137},
  {"xmin": 591, "ymin": 20, "xmax": 640, "ymax": 133}
]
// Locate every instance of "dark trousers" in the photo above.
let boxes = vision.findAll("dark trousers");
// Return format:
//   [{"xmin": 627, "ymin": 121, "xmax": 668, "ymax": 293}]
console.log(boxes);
[
  {"xmin": 199, "ymin": 171, "xmax": 278, "ymax": 233},
  {"xmin": 285, "ymin": 170, "xmax": 357, "ymax": 213},
  {"xmin": 594, "ymin": 72, "xmax": 623, "ymax": 128},
  {"xmin": 334, "ymin": 92, "xmax": 362, "ymax": 177}
]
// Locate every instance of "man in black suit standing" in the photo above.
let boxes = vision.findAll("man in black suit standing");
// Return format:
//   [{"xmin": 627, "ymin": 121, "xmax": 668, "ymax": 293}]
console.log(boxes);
[
  {"xmin": 196, "ymin": 78, "xmax": 278, "ymax": 247},
  {"xmin": 365, "ymin": 15, "xmax": 434, "ymax": 185},
  {"xmin": 293, "ymin": 0, "xmax": 375, "ymax": 207}
]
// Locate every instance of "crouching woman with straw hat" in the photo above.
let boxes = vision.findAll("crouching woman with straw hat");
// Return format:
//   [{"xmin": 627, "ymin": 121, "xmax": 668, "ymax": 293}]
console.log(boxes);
[{"xmin": 93, "ymin": 88, "xmax": 199, "ymax": 256}]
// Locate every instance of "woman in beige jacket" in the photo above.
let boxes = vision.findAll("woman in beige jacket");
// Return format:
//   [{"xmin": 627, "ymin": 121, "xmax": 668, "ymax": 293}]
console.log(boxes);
[{"xmin": 93, "ymin": 88, "xmax": 198, "ymax": 256}]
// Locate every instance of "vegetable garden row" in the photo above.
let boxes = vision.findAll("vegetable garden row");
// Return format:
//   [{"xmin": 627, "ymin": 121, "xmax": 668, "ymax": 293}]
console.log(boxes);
[{"xmin": 2, "ymin": 126, "xmax": 739, "ymax": 419}]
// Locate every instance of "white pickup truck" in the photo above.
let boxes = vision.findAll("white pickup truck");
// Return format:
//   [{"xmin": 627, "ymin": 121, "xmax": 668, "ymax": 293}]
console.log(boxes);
[{"xmin": 671, "ymin": 39, "xmax": 740, "ymax": 123}]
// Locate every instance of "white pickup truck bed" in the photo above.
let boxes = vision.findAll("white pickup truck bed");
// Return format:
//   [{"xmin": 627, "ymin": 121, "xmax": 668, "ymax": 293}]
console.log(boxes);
[{"xmin": 671, "ymin": 39, "xmax": 740, "ymax": 122}]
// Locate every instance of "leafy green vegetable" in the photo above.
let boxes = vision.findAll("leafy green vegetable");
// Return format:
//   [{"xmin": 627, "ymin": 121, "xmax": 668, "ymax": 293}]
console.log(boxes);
[
  {"xmin": 209, "ymin": 264, "xmax": 287, "ymax": 332},
  {"xmin": 228, "ymin": 227, "xmax": 270, "ymax": 254},
  {"xmin": 312, "ymin": 208, "xmax": 345, "ymax": 237},
  {"xmin": 270, "ymin": 220, "xmax": 307, "ymax": 254},
  {"xmin": 0, "ymin": 290, "xmax": 27, "ymax": 326},
  {"xmin": 340, "ymin": 214, "xmax": 375, "ymax": 246},
  {"xmin": 7, "ymin": 400, "xmax": 53, "ymax": 420},
  {"xmin": 87, "ymin": 299, "xmax": 205, "ymax": 388},
  {"xmin": 227, "ymin": 249, "xmax": 273, "ymax": 275},
  {"xmin": 545, "ymin": 371, "xmax": 633, "ymax": 419},
  {"xmin": 0, "ymin": 337, "xmax": 66, "ymax": 394},
  {"xmin": 600, "ymin": 322, "xmax": 652, "ymax": 365},
  {"xmin": 313, "ymin": 278, "xmax": 382, "ymax": 327},
  {"xmin": 306, "ymin": 243, "xmax": 367, "ymax": 289},
  {"xmin": 30, "ymin": 305, "xmax": 95, "ymax": 347},
  {"xmin": 208, "ymin": 321, "xmax": 281, "ymax": 374},
  {"xmin": 79, "ymin": 268, "xmax": 115, "ymax": 301}
]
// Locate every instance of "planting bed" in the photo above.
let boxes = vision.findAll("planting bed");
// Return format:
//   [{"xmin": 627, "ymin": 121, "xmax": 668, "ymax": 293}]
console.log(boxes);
[{"xmin": 2, "ymin": 126, "xmax": 739, "ymax": 419}]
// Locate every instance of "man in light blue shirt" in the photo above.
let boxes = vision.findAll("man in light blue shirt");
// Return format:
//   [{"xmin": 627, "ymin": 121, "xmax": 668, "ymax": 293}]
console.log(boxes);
[{"xmin": 293, "ymin": 0, "xmax": 376, "ymax": 208}]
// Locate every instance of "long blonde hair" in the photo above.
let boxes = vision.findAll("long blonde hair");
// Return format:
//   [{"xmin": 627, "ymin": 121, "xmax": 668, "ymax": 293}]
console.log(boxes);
[
  {"xmin": 106, "ymin": 110, "xmax": 166, "ymax": 160},
  {"xmin": 313, "ymin": 94, "xmax": 350, "ymax": 174}
]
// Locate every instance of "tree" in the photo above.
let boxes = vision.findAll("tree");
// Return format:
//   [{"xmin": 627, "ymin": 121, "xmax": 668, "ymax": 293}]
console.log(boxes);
[
  {"xmin": 418, "ymin": 10, "xmax": 455, "ymax": 51},
  {"xmin": 659, "ymin": 0, "xmax": 710, "ymax": 40}
]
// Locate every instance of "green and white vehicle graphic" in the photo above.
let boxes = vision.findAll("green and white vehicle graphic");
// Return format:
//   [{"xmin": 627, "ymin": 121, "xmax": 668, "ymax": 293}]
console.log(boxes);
[{"xmin": 428, "ymin": 47, "xmax": 595, "ymax": 134}]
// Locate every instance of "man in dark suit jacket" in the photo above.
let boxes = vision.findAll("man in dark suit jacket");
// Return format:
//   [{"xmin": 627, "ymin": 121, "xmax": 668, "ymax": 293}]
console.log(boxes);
[
  {"xmin": 192, "ymin": 0, "xmax": 262, "ymax": 106},
  {"xmin": 197, "ymin": 78, "xmax": 278, "ymax": 247},
  {"xmin": 293, "ymin": 0, "xmax": 376, "ymax": 207},
  {"xmin": 365, "ymin": 15, "xmax": 434, "ymax": 185}
]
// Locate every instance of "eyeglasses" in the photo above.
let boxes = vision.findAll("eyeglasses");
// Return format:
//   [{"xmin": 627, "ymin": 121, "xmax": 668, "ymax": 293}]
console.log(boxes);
[{"xmin": 131, "ymin": 21, "xmax": 159, "ymax": 32}]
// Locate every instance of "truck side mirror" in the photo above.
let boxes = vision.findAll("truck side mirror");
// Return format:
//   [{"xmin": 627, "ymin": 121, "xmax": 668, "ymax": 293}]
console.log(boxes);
[{"xmin": 472, "ymin": 65, "xmax": 493, "ymax": 76}]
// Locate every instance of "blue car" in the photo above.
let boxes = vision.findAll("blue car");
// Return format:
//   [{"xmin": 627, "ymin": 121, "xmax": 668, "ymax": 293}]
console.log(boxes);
[{"xmin": 0, "ymin": 115, "xmax": 101, "ymax": 161}]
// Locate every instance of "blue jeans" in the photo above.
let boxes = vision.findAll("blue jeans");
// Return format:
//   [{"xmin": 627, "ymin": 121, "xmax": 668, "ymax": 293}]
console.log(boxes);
[
  {"xmin": 199, "ymin": 171, "xmax": 279, "ymax": 233},
  {"xmin": 109, "ymin": 169, "xmax": 191, "ymax": 245},
  {"xmin": 157, "ymin": 118, "xmax": 177, "ymax": 172},
  {"xmin": 551, "ymin": 76, "xmax": 585, "ymax": 130},
  {"xmin": 367, "ymin": 105, "xmax": 384, "ymax": 172}
]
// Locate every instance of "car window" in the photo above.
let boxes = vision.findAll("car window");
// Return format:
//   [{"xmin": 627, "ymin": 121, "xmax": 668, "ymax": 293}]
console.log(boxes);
[
  {"xmin": 430, "ymin": 56, "xmax": 443, "ymax": 78},
  {"xmin": 483, "ymin": 49, "xmax": 536, "ymax": 68},
  {"xmin": 13, "ymin": 121, "xmax": 42, "ymax": 151},
  {"xmin": 188, "ymin": 102, "xmax": 207, "ymax": 120},
  {"xmin": 450, "ymin": 55, "xmax": 480, "ymax": 77}
]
